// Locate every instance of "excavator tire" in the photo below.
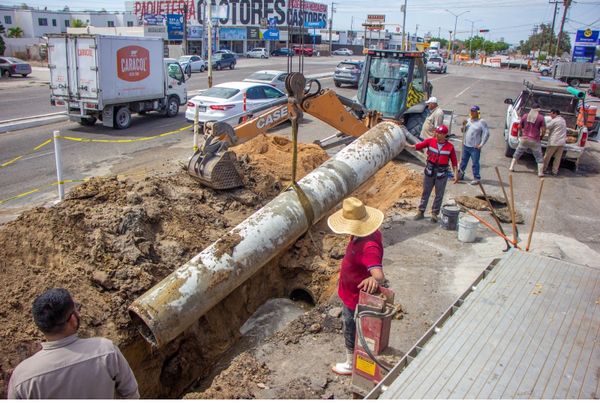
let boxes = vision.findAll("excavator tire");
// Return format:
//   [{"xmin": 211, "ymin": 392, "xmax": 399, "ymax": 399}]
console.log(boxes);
[{"xmin": 404, "ymin": 110, "xmax": 428, "ymax": 138}]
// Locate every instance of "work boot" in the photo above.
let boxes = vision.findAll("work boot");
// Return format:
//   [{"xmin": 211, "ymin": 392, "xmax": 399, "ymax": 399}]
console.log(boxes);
[
  {"xmin": 537, "ymin": 163, "xmax": 545, "ymax": 177},
  {"xmin": 431, "ymin": 212, "xmax": 439, "ymax": 223},
  {"xmin": 331, "ymin": 350, "xmax": 354, "ymax": 376},
  {"xmin": 469, "ymin": 179, "xmax": 480, "ymax": 185},
  {"xmin": 413, "ymin": 210, "xmax": 425, "ymax": 220},
  {"xmin": 509, "ymin": 158, "xmax": 517, "ymax": 172}
]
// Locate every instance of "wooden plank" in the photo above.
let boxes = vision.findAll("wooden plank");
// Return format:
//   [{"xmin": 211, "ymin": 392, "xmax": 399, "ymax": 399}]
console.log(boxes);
[
  {"xmin": 453, "ymin": 257, "xmax": 569, "ymax": 399},
  {"xmin": 577, "ymin": 305, "xmax": 600, "ymax": 399},
  {"xmin": 381, "ymin": 253, "xmax": 521, "ymax": 398}
]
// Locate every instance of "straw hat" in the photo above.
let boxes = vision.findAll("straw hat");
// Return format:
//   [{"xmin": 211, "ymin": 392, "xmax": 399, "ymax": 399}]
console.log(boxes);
[{"xmin": 327, "ymin": 197, "xmax": 384, "ymax": 237}]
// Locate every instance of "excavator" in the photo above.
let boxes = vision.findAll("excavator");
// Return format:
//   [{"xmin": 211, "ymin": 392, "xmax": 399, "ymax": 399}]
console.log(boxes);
[{"xmin": 187, "ymin": 49, "xmax": 435, "ymax": 190}]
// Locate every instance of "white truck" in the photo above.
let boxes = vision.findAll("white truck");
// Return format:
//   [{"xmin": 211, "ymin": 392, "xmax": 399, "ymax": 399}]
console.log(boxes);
[
  {"xmin": 503, "ymin": 80, "xmax": 588, "ymax": 170},
  {"xmin": 48, "ymin": 34, "xmax": 187, "ymax": 129}
]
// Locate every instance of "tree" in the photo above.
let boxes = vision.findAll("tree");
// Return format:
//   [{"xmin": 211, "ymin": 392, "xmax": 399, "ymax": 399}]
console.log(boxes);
[
  {"xmin": 0, "ymin": 24, "xmax": 5, "ymax": 56},
  {"xmin": 71, "ymin": 19, "xmax": 87, "ymax": 28},
  {"xmin": 428, "ymin": 37, "xmax": 448, "ymax": 48},
  {"xmin": 7, "ymin": 27, "xmax": 24, "ymax": 38},
  {"xmin": 517, "ymin": 23, "xmax": 570, "ymax": 57}
]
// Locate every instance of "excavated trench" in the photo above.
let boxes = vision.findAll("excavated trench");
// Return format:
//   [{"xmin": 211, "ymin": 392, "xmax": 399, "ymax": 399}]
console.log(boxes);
[{"xmin": 0, "ymin": 134, "xmax": 423, "ymax": 398}]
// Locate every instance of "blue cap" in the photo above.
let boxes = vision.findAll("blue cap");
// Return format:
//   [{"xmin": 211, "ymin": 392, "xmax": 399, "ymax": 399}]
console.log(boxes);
[{"xmin": 470, "ymin": 105, "xmax": 480, "ymax": 111}]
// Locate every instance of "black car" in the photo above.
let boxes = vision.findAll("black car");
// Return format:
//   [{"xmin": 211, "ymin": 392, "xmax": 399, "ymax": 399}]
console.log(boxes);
[
  {"xmin": 271, "ymin": 47, "xmax": 293, "ymax": 57},
  {"xmin": 333, "ymin": 60, "xmax": 364, "ymax": 88},
  {"xmin": 212, "ymin": 53, "xmax": 236, "ymax": 70}
]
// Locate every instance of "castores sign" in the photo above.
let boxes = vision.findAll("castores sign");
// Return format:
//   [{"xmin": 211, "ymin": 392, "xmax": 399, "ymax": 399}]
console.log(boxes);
[{"xmin": 130, "ymin": 0, "xmax": 327, "ymax": 27}]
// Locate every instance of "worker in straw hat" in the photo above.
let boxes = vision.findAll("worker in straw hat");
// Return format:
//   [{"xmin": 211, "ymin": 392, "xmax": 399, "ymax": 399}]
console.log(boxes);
[{"xmin": 327, "ymin": 197, "xmax": 387, "ymax": 376}]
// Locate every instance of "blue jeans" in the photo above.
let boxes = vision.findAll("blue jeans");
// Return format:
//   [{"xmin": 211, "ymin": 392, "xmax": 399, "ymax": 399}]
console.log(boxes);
[{"xmin": 459, "ymin": 146, "xmax": 481, "ymax": 180}]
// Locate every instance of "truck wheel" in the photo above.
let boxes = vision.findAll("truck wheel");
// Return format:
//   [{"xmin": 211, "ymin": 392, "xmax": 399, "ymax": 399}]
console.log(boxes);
[
  {"xmin": 79, "ymin": 117, "xmax": 97, "ymax": 126},
  {"xmin": 568, "ymin": 78, "xmax": 580, "ymax": 87},
  {"xmin": 114, "ymin": 106, "xmax": 132, "ymax": 130},
  {"xmin": 165, "ymin": 96, "xmax": 179, "ymax": 117},
  {"xmin": 504, "ymin": 141, "xmax": 515, "ymax": 157},
  {"xmin": 404, "ymin": 110, "xmax": 428, "ymax": 138}
]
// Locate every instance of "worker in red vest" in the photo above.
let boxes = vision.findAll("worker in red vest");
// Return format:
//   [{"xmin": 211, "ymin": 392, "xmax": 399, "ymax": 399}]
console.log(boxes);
[{"xmin": 407, "ymin": 124, "xmax": 458, "ymax": 222}]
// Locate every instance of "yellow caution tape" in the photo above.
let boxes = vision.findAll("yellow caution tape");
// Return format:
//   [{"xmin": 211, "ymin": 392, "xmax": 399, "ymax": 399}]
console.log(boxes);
[
  {"xmin": 0, "ymin": 179, "xmax": 88, "ymax": 205},
  {"xmin": 56, "ymin": 125, "xmax": 192, "ymax": 144},
  {"xmin": 0, "ymin": 138, "xmax": 53, "ymax": 169}
]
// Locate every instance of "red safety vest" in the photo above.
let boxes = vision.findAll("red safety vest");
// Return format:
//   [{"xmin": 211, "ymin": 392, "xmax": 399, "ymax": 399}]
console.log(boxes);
[{"xmin": 416, "ymin": 138, "xmax": 457, "ymax": 167}]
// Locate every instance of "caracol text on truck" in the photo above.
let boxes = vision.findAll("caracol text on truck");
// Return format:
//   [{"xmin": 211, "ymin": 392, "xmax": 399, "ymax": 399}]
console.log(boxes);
[{"xmin": 48, "ymin": 34, "xmax": 187, "ymax": 129}]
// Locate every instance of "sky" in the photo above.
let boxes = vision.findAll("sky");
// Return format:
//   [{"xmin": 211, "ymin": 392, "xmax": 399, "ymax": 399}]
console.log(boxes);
[{"xmin": 1, "ymin": 0, "xmax": 599, "ymax": 45}]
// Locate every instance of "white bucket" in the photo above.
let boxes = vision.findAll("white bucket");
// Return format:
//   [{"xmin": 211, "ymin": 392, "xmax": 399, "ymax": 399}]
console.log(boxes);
[{"xmin": 458, "ymin": 215, "xmax": 479, "ymax": 243}]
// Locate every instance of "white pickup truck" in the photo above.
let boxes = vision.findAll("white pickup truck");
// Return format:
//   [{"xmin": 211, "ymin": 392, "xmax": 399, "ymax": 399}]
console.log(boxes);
[
  {"xmin": 48, "ymin": 34, "xmax": 187, "ymax": 129},
  {"xmin": 503, "ymin": 80, "xmax": 588, "ymax": 170}
]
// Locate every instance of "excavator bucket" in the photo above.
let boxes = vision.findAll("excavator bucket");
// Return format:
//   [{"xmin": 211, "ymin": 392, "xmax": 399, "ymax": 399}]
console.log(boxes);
[{"xmin": 186, "ymin": 121, "xmax": 244, "ymax": 190}]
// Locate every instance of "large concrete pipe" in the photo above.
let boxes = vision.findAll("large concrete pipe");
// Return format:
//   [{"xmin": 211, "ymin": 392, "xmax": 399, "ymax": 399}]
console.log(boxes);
[{"xmin": 129, "ymin": 122, "xmax": 407, "ymax": 348}]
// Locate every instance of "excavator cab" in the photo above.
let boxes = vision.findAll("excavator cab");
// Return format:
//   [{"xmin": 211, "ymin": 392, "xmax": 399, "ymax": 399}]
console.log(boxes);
[{"xmin": 357, "ymin": 50, "xmax": 432, "ymax": 128}]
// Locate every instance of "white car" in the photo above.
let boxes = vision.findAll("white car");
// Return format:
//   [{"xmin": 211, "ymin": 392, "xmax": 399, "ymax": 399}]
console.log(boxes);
[
  {"xmin": 332, "ymin": 48, "xmax": 353, "ymax": 56},
  {"xmin": 246, "ymin": 48, "xmax": 269, "ymax": 59},
  {"xmin": 185, "ymin": 81, "xmax": 286, "ymax": 126},
  {"xmin": 426, "ymin": 56, "xmax": 447, "ymax": 74},
  {"xmin": 178, "ymin": 55, "xmax": 207, "ymax": 73},
  {"xmin": 243, "ymin": 70, "xmax": 289, "ymax": 93}
]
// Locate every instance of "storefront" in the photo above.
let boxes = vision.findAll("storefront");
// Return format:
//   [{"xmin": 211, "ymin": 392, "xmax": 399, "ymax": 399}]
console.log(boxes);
[{"xmin": 219, "ymin": 27, "xmax": 246, "ymax": 53}]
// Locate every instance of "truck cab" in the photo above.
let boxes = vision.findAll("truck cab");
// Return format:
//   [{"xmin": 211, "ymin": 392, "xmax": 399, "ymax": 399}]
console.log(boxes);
[{"xmin": 503, "ymin": 80, "xmax": 588, "ymax": 169}]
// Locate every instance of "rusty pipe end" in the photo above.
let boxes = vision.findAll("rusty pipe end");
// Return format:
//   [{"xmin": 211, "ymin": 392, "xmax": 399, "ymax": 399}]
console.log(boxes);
[{"xmin": 128, "ymin": 303, "xmax": 160, "ymax": 348}]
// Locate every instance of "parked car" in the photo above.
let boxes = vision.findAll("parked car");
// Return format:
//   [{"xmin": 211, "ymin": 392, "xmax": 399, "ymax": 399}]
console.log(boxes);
[
  {"xmin": 333, "ymin": 60, "xmax": 364, "ymax": 88},
  {"xmin": 271, "ymin": 47, "xmax": 294, "ymax": 57},
  {"xmin": 212, "ymin": 53, "xmax": 236, "ymax": 70},
  {"xmin": 539, "ymin": 64, "xmax": 552, "ymax": 76},
  {"xmin": 503, "ymin": 80, "xmax": 588, "ymax": 169},
  {"xmin": 0, "ymin": 57, "xmax": 32, "ymax": 77},
  {"xmin": 215, "ymin": 49, "xmax": 238, "ymax": 59},
  {"xmin": 292, "ymin": 45, "xmax": 314, "ymax": 56},
  {"xmin": 178, "ymin": 55, "xmax": 207, "ymax": 75},
  {"xmin": 185, "ymin": 81, "xmax": 286, "ymax": 126},
  {"xmin": 243, "ymin": 70, "xmax": 289, "ymax": 93},
  {"xmin": 332, "ymin": 48, "xmax": 353, "ymax": 56},
  {"xmin": 426, "ymin": 56, "xmax": 447, "ymax": 74},
  {"xmin": 246, "ymin": 48, "xmax": 269, "ymax": 58}
]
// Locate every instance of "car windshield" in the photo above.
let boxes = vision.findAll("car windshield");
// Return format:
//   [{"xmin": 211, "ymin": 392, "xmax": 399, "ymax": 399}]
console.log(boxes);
[
  {"xmin": 338, "ymin": 63, "xmax": 359, "ymax": 69},
  {"xmin": 429, "ymin": 58, "xmax": 441, "ymax": 63},
  {"xmin": 247, "ymin": 72, "xmax": 277, "ymax": 81},
  {"xmin": 359, "ymin": 56, "xmax": 411, "ymax": 118},
  {"xmin": 178, "ymin": 56, "xmax": 191, "ymax": 62},
  {"xmin": 200, "ymin": 87, "xmax": 240, "ymax": 99},
  {"xmin": 7, "ymin": 57, "xmax": 25, "ymax": 63}
]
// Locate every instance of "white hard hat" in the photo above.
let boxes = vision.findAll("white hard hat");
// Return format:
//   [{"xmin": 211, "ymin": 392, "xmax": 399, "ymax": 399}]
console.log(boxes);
[{"xmin": 425, "ymin": 96, "xmax": 438, "ymax": 104}]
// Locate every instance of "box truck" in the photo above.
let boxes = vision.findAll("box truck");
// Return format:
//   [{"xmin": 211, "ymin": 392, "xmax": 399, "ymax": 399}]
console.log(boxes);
[{"xmin": 48, "ymin": 34, "xmax": 187, "ymax": 129}]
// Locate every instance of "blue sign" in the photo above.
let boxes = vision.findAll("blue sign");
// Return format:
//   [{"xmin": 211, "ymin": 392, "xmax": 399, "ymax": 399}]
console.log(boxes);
[
  {"xmin": 167, "ymin": 14, "xmax": 184, "ymax": 41},
  {"xmin": 262, "ymin": 28, "xmax": 280, "ymax": 41},
  {"xmin": 572, "ymin": 45, "xmax": 596, "ymax": 63},
  {"xmin": 268, "ymin": 17, "xmax": 277, "ymax": 29},
  {"xmin": 304, "ymin": 20, "xmax": 326, "ymax": 29},
  {"xmin": 575, "ymin": 29, "xmax": 599, "ymax": 45},
  {"xmin": 220, "ymin": 27, "xmax": 247, "ymax": 41},
  {"xmin": 143, "ymin": 14, "xmax": 165, "ymax": 26}
]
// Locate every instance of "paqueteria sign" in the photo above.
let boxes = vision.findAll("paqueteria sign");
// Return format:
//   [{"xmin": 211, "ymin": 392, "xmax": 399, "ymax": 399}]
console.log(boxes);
[{"xmin": 117, "ymin": 46, "xmax": 150, "ymax": 82}]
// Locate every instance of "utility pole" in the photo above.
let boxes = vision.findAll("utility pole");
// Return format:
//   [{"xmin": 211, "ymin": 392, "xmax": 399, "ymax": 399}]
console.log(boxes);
[
  {"xmin": 548, "ymin": 1, "xmax": 559, "ymax": 58},
  {"xmin": 531, "ymin": 25, "xmax": 538, "ymax": 60},
  {"xmin": 465, "ymin": 18, "xmax": 480, "ymax": 58},
  {"xmin": 554, "ymin": 0, "xmax": 569, "ymax": 60},
  {"xmin": 207, "ymin": 3, "xmax": 213, "ymax": 88},
  {"xmin": 401, "ymin": 0, "xmax": 407, "ymax": 50},
  {"xmin": 438, "ymin": 26, "xmax": 441, "ymax": 39},
  {"xmin": 182, "ymin": 3, "xmax": 188, "ymax": 55},
  {"xmin": 328, "ymin": 2, "xmax": 336, "ymax": 54},
  {"xmin": 446, "ymin": 9, "xmax": 469, "ymax": 63},
  {"xmin": 415, "ymin": 24, "xmax": 419, "ymax": 38}
]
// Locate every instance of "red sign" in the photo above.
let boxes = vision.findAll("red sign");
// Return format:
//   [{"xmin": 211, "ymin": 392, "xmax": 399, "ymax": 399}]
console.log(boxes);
[
  {"xmin": 117, "ymin": 46, "xmax": 150, "ymax": 82},
  {"xmin": 367, "ymin": 14, "xmax": 385, "ymax": 22},
  {"xmin": 290, "ymin": 0, "xmax": 327, "ymax": 13},
  {"xmin": 133, "ymin": 0, "xmax": 196, "ymax": 21},
  {"xmin": 78, "ymin": 48, "xmax": 93, "ymax": 57}
]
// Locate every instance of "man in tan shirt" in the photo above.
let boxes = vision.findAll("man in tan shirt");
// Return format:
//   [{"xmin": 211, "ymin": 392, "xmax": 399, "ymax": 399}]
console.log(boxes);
[
  {"xmin": 7, "ymin": 288, "xmax": 139, "ymax": 399},
  {"xmin": 543, "ymin": 108, "xmax": 567, "ymax": 176},
  {"xmin": 420, "ymin": 96, "xmax": 445, "ymax": 139}
]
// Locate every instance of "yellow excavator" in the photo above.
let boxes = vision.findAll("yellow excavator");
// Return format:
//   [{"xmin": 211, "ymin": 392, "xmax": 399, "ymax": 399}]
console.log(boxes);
[{"xmin": 187, "ymin": 50, "xmax": 434, "ymax": 190}]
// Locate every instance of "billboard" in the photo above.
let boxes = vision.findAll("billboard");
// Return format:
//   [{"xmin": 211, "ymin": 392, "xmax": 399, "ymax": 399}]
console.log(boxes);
[
  {"xmin": 166, "ymin": 14, "xmax": 184, "ymax": 40},
  {"xmin": 367, "ymin": 14, "xmax": 385, "ymax": 22},
  {"xmin": 575, "ymin": 29, "xmax": 599, "ymax": 45},
  {"xmin": 572, "ymin": 45, "xmax": 596, "ymax": 63},
  {"xmin": 132, "ymin": 0, "xmax": 196, "ymax": 24}
]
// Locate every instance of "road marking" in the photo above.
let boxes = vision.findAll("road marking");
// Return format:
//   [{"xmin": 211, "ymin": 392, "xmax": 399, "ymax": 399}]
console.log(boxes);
[
  {"xmin": 454, "ymin": 85, "xmax": 472, "ymax": 98},
  {"xmin": 430, "ymin": 76, "xmax": 449, "ymax": 82}
]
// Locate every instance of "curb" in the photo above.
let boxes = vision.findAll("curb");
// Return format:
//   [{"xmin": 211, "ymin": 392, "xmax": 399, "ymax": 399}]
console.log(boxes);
[{"xmin": 0, "ymin": 71, "xmax": 334, "ymax": 133}]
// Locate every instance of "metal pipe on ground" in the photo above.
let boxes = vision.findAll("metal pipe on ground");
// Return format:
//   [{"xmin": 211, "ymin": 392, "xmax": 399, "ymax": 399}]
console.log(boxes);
[{"xmin": 128, "ymin": 122, "xmax": 408, "ymax": 348}]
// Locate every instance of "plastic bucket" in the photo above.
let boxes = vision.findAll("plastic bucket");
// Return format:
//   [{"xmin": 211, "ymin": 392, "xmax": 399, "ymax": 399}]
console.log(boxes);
[
  {"xmin": 440, "ymin": 205, "xmax": 460, "ymax": 230},
  {"xmin": 458, "ymin": 215, "xmax": 479, "ymax": 243}
]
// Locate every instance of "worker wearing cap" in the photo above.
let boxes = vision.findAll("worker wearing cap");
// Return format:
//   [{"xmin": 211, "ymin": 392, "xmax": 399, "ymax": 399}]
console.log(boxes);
[
  {"xmin": 327, "ymin": 197, "xmax": 386, "ymax": 376},
  {"xmin": 408, "ymin": 124, "xmax": 458, "ymax": 222},
  {"xmin": 7, "ymin": 288, "xmax": 139, "ymax": 399},
  {"xmin": 420, "ymin": 97, "xmax": 445, "ymax": 139},
  {"xmin": 458, "ymin": 105, "xmax": 490, "ymax": 185}
]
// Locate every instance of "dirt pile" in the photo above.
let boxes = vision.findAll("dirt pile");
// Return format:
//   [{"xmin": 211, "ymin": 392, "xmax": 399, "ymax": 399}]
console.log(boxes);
[{"xmin": 0, "ymin": 134, "xmax": 422, "ymax": 398}]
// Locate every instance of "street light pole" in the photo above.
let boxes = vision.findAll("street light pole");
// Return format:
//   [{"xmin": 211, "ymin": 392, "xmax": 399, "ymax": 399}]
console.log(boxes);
[
  {"xmin": 401, "ymin": 0, "xmax": 407, "ymax": 50},
  {"xmin": 465, "ymin": 18, "xmax": 481, "ymax": 59},
  {"xmin": 446, "ymin": 9, "xmax": 469, "ymax": 63},
  {"xmin": 328, "ymin": 2, "xmax": 336, "ymax": 54}
]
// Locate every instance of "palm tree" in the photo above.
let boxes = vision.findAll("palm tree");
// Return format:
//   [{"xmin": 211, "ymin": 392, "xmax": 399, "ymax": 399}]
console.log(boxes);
[
  {"xmin": 71, "ymin": 19, "xmax": 87, "ymax": 28},
  {"xmin": 0, "ymin": 24, "xmax": 5, "ymax": 56},
  {"xmin": 8, "ymin": 27, "xmax": 24, "ymax": 38}
]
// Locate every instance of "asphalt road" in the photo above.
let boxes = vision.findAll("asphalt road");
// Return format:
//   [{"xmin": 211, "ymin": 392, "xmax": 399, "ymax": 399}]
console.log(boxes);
[
  {"xmin": 0, "ymin": 56, "xmax": 348, "ymax": 121},
  {"xmin": 1, "ymin": 62, "xmax": 599, "ymax": 255}
]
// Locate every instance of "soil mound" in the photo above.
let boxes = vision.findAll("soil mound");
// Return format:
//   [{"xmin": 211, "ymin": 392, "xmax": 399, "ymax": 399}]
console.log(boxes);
[{"xmin": 0, "ymin": 134, "xmax": 422, "ymax": 398}]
